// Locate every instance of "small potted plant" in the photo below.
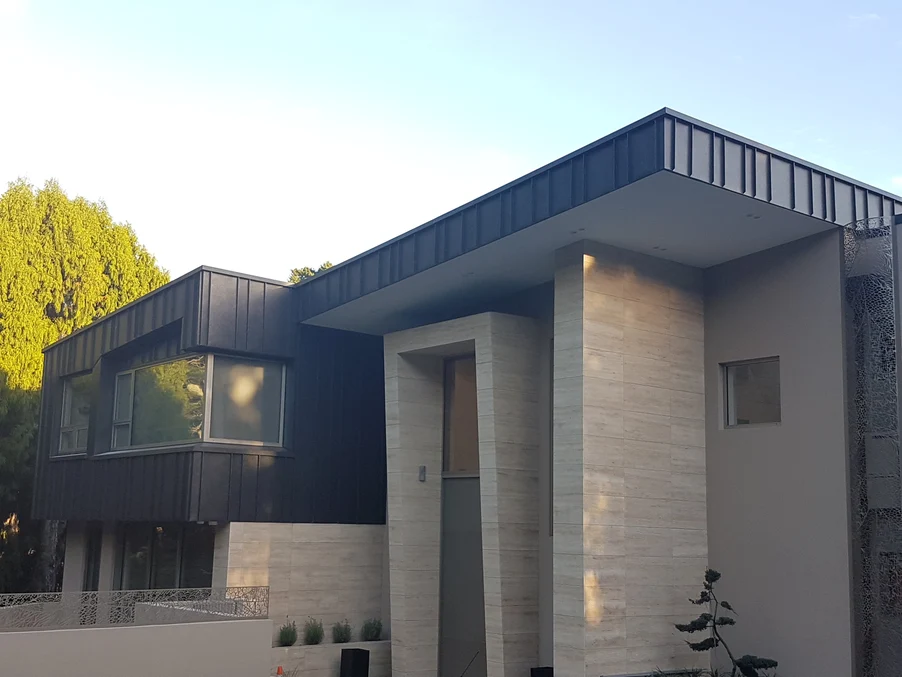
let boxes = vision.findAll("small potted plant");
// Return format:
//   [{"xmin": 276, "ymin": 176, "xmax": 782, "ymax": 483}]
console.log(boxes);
[
  {"xmin": 303, "ymin": 617, "xmax": 324, "ymax": 645},
  {"xmin": 277, "ymin": 619, "xmax": 297, "ymax": 647},
  {"xmin": 360, "ymin": 618, "xmax": 382, "ymax": 642},
  {"xmin": 332, "ymin": 619, "xmax": 352, "ymax": 643}
]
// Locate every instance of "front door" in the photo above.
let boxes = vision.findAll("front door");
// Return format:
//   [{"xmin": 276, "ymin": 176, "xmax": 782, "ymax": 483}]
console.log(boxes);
[{"xmin": 439, "ymin": 356, "xmax": 487, "ymax": 677}]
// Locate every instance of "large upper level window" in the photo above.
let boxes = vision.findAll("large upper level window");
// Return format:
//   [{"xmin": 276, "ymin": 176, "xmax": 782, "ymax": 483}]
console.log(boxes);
[
  {"xmin": 724, "ymin": 357, "xmax": 781, "ymax": 427},
  {"xmin": 209, "ymin": 356, "xmax": 285, "ymax": 445},
  {"xmin": 112, "ymin": 354, "xmax": 285, "ymax": 450},
  {"xmin": 59, "ymin": 373, "xmax": 95, "ymax": 454},
  {"xmin": 113, "ymin": 356, "xmax": 206, "ymax": 449}
]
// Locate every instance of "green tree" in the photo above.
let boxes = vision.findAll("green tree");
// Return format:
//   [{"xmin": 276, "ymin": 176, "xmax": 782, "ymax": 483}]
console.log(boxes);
[
  {"xmin": 288, "ymin": 261, "xmax": 333, "ymax": 284},
  {"xmin": 0, "ymin": 179, "xmax": 169, "ymax": 591},
  {"xmin": 0, "ymin": 374, "xmax": 40, "ymax": 591},
  {"xmin": 0, "ymin": 179, "xmax": 169, "ymax": 390}
]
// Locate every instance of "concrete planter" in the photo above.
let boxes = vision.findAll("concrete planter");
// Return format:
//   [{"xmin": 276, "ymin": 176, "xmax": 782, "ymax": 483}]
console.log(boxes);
[{"xmin": 271, "ymin": 640, "xmax": 390, "ymax": 677}]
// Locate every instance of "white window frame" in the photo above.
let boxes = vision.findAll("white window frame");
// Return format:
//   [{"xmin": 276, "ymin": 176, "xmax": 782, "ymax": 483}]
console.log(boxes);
[
  {"xmin": 59, "ymin": 376, "xmax": 91, "ymax": 454},
  {"xmin": 723, "ymin": 356, "xmax": 781, "ymax": 428},
  {"xmin": 110, "ymin": 354, "xmax": 286, "ymax": 451}
]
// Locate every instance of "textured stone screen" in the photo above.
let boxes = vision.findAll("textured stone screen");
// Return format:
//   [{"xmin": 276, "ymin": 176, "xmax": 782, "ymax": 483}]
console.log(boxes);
[{"xmin": 845, "ymin": 215, "xmax": 902, "ymax": 677}]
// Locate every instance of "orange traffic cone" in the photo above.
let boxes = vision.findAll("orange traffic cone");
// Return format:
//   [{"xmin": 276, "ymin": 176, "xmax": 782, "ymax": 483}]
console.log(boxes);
[{"xmin": 276, "ymin": 667, "xmax": 283, "ymax": 676}]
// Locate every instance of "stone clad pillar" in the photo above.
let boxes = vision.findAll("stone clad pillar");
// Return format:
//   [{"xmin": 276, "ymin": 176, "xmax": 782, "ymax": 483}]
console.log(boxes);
[
  {"xmin": 61, "ymin": 522, "xmax": 88, "ymax": 592},
  {"xmin": 384, "ymin": 313, "xmax": 541, "ymax": 677},
  {"xmin": 553, "ymin": 242, "xmax": 708, "ymax": 677}
]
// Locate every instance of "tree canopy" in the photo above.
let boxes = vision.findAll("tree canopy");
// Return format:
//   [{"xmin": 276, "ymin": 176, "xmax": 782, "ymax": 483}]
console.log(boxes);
[
  {"xmin": 0, "ymin": 179, "xmax": 169, "ymax": 591},
  {"xmin": 0, "ymin": 179, "xmax": 169, "ymax": 391},
  {"xmin": 288, "ymin": 261, "xmax": 333, "ymax": 284}
]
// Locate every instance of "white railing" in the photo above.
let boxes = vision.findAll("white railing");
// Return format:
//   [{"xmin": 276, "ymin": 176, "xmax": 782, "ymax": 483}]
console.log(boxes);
[{"xmin": 0, "ymin": 585, "xmax": 269, "ymax": 631}]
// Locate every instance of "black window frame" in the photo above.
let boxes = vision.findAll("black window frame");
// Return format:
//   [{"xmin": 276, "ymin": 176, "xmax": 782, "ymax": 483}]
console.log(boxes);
[
  {"xmin": 114, "ymin": 522, "xmax": 214, "ymax": 591},
  {"xmin": 109, "ymin": 353, "xmax": 286, "ymax": 452},
  {"xmin": 58, "ymin": 372, "xmax": 95, "ymax": 455}
]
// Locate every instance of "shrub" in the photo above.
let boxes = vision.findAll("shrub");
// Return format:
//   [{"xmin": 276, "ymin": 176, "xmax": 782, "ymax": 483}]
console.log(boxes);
[
  {"xmin": 360, "ymin": 617, "xmax": 382, "ymax": 641},
  {"xmin": 277, "ymin": 620, "xmax": 297, "ymax": 647},
  {"xmin": 332, "ymin": 619, "xmax": 352, "ymax": 643},
  {"xmin": 673, "ymin": 569, "xmax": 778, "ymax": 677},
  {"xmin": 303, "ymin": 617, "xmax": 324, "ymax": 645}
]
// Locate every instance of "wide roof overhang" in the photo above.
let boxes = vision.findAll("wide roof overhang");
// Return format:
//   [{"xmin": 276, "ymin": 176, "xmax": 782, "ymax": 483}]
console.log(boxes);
[{"xmin": 298, "ymin": 108, "xmax": 902, "ymax": 335}]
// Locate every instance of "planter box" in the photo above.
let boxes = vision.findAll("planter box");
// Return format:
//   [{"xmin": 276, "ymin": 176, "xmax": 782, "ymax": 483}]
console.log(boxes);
[{"xmin": 271, "ymin": 640, "xmax": 390, "ymax": 677}]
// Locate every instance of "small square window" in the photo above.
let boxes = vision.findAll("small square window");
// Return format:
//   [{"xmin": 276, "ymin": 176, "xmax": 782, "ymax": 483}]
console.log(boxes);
[{"xmin": 724, "ymin": 358, "xmax": 781, "ymax": 426}]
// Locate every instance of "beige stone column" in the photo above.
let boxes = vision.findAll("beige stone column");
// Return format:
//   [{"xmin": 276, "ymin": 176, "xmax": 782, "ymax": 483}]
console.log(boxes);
[
  {"xmin": 97, "ymin": 522, "xmax": 118, "ymax": 591},
  {"xmin": 553, "ymin": 242, "xmax": 708, "ymax": 677},
  {"xmin": 479, "ymin": 315, "xmax": 541, "ymax": 677},
  {"xmin": 61, "ymin": 522, "xmax": 88, "ymax": 593},
  {"xmin": 384, "ymin": 313, "xmax": 542, "ymax": 677},
  {"xmin": 384, "ymin": 350, "xmax": 444, "ymax": 677}
]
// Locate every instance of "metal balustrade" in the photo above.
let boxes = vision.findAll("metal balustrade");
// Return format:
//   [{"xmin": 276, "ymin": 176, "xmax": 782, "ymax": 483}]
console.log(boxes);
[{"xmin": 0, "ymin": 586, "xmax": 269, "ymax": 631}]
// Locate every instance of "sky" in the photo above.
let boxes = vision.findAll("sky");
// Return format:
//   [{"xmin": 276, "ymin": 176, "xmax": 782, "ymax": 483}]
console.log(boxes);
[{"xmin": 1, "ymin": 0, "xmax": 900, "ymax": 281}]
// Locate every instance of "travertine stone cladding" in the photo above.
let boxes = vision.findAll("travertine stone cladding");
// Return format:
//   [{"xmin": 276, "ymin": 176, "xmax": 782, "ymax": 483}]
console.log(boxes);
[
  {"xmin": 384, "ymin": 312, "xmax": 542, "ymax": 677},
  {"xmin": 552, "ymin": 242, "xmax": 708, "ymax": 677},
  {"xmin": 212, "ymin": 522, "xmax": 385, "ymax": 643}
]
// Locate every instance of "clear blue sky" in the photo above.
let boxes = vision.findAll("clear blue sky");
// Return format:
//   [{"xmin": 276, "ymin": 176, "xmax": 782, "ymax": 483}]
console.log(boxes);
[{"xmin": 1, "ymin": 0, "xmax": 899, "ymax": 280}]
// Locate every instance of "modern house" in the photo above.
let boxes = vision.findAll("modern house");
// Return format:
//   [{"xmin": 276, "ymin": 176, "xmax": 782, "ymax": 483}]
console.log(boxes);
[{"xmin": 31, "ymin": 109, "xmax": 902, "ymax": 677}]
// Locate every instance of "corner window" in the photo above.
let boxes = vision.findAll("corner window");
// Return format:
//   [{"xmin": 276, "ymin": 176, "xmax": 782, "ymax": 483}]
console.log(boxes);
[
  {"xmin": 111, "ymin": 354, "xmax": 285, "ymax": 450},
  {"xmin": 443, "ymin": 356, "xmax": 479, "ymax": 474},
  {"xmin": 724, "ymin": 357, "xmax": 781, "ymax": 427},
  {"xmin": 112, "ymin": 356, "xmax": 206, "ymax": 449},
  {"xmin": 59, "ymin": 373, "xmax": 95, "ymax": 454},
  {"xmin": 209, "ymin": 356, "xmax": 285, "ymax": 445}
]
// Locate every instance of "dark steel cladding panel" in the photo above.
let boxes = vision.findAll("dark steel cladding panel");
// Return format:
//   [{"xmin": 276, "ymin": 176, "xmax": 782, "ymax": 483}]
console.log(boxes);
[
  {"xmin": 296, "ymin": 114, "xmax": 666, "ymax": 321},
  {"xmin": 298, "ymin": 109, "xmax": 900, "ymax": 322},
  {"xmin": 32, "ymin": 271, "xmax": 204, "ymax": 520},
  {"xmin": 197, "ymin": 269, "xmax": 293, "ymax": 357},
  {"xmin": 34, "ymin": 273, "xmax": 386, "ymax": 525},
  {"xmin": 33, "ymin": 268, "xmax": 293, "ymax": 523},
  {"xmin": 293, "ymin": 325, "xmax": 386, "ymax": 524}
]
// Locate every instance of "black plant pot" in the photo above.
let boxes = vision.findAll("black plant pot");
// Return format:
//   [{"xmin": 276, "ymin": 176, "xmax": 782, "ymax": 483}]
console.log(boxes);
[
  {"xmin": 531, "ymin": 668, "xmax": 553, "ymax": 677},
  {"xmin": 339, "ymin": 647, "xmax": 370, "ymax": 677}
]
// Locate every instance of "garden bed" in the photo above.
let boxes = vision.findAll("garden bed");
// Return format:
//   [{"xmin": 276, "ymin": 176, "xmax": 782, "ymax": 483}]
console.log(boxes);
[{"xmin": 270, "ymin": 640, "xmax": 390, "ymax": 677}]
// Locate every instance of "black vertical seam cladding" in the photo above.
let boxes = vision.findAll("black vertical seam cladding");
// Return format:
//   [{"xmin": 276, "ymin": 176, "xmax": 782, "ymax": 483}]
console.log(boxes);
[
  {"xmin": 767, "ymin": 155, "xmax": 773, "ymax": 203},
  {"xmin": 296, "ymin": 108, "xmax": 902, "ymax": 321},
  {"xmin": 790, "ymin": 163, "xmax": 796, "ymax": 211},
  {"xmin": 686, "ymin": 124, "xmax": 694, "ymax": 179}
]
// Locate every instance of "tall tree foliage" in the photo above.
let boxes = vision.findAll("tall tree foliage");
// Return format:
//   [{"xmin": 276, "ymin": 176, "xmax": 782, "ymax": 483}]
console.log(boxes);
[
  {"xmin": 0, "ymin": 179, "xmax": 169, "ymax": 390},
  {"xmin": 0, "ymin": 374, "xmax": 39, "ymax": 591},
  {"xmin": 0, "ymin": 179, "xmax": 169, "ymax": 591}
]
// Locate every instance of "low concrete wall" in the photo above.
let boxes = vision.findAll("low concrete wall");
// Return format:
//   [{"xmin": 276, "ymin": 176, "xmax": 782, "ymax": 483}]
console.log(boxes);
[
  {"xmin": 271, "ymin": 640, "xmax": 391, "ymax": 677},
  {"xmin": 0, "ymin": 618, "xmax": 271, "ymax": 677}
]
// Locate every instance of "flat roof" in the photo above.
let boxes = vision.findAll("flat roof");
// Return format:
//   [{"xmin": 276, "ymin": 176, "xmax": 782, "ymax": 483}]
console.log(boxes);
[{"xmin": 297, "ymin": 108, "xmax": 902, "ymax": 321}]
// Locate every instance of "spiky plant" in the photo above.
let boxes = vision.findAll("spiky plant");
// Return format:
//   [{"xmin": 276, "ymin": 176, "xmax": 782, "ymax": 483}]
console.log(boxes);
[{"xmin": 675, "ymin": 569, "xmax": 778, "ymax": 677}]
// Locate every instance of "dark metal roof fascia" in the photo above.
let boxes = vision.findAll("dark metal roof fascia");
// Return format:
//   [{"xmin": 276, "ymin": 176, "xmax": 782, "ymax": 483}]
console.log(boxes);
[
  {"xmin": 297, "ymin": 109, "xmax": 671, "ymax": 320},
  {"xmin": 659, "ymin": 109, "xmax": 902, "ymax": 226},
  {"xmin": 297, "ymin": 109, "xmax": 902, "ymax": 321}
]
